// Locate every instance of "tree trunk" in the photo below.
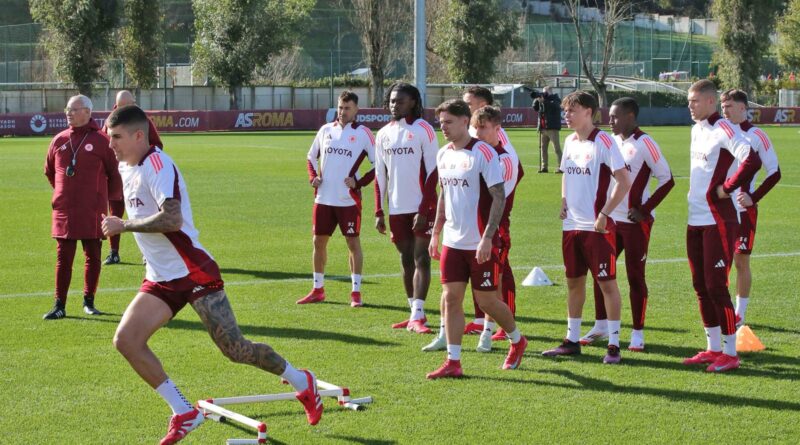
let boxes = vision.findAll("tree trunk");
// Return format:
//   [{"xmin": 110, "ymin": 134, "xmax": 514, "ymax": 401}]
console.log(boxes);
[
  {"xmin": 370, "ymin": 66, "xmax": 384, "ymax": 108},
  {"xmin": 229, "ymin": 85, "xmax": 240, "ymax": 110},
  {"xmin": 595, "ymin": 83, "xmax": 608, "ymax": 109},
  {"xmin": 77, "ymin": 82, "xmax": 92, "ymax": 97}
]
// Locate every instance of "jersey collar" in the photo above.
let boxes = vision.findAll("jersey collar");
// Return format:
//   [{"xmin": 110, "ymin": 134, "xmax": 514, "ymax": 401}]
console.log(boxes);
[
  {"xmin": 739, "ymin": 120, "xmax": 754, "ymax": 132},
  {"xmin": 137, "ymin": 146, "xmax": 158, "ymax": 166}
]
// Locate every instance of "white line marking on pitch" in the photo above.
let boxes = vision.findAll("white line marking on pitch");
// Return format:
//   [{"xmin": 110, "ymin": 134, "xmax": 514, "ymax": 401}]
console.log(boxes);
[{"xmin": 2, "ymin": 251, "xmax": 799, "ymax": 300}]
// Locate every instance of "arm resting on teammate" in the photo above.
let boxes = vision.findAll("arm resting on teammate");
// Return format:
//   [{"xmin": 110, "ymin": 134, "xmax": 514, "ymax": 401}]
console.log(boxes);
[{"xmin": 476, "ymin": 183, "xmax": 506, "ymax": 264}]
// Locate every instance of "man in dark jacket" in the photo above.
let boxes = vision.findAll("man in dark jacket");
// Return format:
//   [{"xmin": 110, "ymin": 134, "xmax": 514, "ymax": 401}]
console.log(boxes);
[
  {"xmin": 532, "ymin": 86, "xmax": 563, "ymax": 173},
  {"xmin": 43, "ymin": 94, "xmax": 122, "ymax": 319}
]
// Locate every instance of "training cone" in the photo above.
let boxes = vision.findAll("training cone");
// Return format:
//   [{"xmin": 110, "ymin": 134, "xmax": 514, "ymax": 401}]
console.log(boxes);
[
  {"xmin": 736, "ymin": 325, "xmax": 765, "ymax": 352},
  {"xmin": 522, "ymin": 267, "xmax": 553, "ymax": 286}
]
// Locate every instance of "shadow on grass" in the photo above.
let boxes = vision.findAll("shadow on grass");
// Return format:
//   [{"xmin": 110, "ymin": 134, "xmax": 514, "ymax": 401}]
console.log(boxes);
[
  {"xmin": 219, "ymin": 268, "xmax": 376, "ymax": 285},
  {"xmin": 327, "ymin": 435, "xmax": 397, "ymax": 445},
  {"xmin": 748, "ymin": 323, "xmax": 800, "ymax": 336},
  {"xmin": 63, "ymin": 314, "xmax": 121, "ymax": 322},
  {"xmin": 165, "ymin": 319, "xmax": 399, "ymax": 347}
]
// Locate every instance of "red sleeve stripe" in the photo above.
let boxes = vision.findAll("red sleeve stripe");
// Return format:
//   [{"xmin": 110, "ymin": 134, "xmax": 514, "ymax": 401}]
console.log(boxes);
[
  {"xmin": 418, "ymin": 121, "xmax": 435, "ymax": 143},
  {"xmin": 503, "ymin": 157, "xmax": 513, "ymax": 181},
  {"xmin": 643, "ymin": 137, "xmax": 660, "ymax": 162},
  {"xmin": 598, "ymin": 132, "xmax": 613, "ymax": 149},
  {"xmin": 718, "ymin": 121, "xmax": 735, "ymax": 139},
  {"xmin": 753, "ymin": 129, "xmax": 771, "ymax": 151},
  {"xmin": 498, "ymin": 129, "xmax": 508, "ymax": 145},
  {"xmin": 361, "ymin": 127, "xmax": 375, "ymax": 145},
  {"xmin": 477, "ymin": 143, "xmax": 493, "ymax": 161},
  {"xmin": 149, "ymin": 153, "xmax": 163, "ymax": 173}
]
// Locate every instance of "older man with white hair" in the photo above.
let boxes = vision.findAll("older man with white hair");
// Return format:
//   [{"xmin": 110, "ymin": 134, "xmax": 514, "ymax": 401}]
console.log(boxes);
[{"xmin": 43, "ymin": 94, "xmax": 122, "ymax": 319}]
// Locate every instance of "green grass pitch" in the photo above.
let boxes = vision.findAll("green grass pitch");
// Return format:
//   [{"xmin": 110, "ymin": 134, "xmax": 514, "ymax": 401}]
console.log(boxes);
[{"xmin": 1, "ymin": 126, "xmax": 798, "ymax": 444}]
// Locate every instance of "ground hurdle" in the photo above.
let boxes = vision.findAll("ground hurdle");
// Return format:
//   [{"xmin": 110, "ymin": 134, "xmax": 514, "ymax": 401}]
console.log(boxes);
[{"xmin": 197, "ymin": 379, "xmax": 373, "ymax": 444}]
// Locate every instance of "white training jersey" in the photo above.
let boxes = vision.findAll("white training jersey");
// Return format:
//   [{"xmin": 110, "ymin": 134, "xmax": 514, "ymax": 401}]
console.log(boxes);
[
  {"xmin": 468, "ymin": 126, "xmax": 520, "ymax": 197},
  {"xmin": 307, "ymin": 121, "xmax": 375, "ymax": 207},
  {"xmin": 735, "ymin": 121, "xmax": 780, "ymax": 208},
  {"xmin": 438, "ymin": 138, "xmax": 504, "ymax": 250},
  {"xmin": 688, "ymin": 114, "xmax": 753, "ymax": 226},
  {"xmin": 609, "ymin": 129, "xmax": 673, "ymax": 223},
  {"xmin": 561, "ymin": 128, "xmax": 626, "ymax": 232},
  {"xmin": 120, "ymin": 148, "xmax": 218, "ymax": 283},
  {"xmin": 374, "ymin": 117, "xmax": 438, "ymax": 216}
]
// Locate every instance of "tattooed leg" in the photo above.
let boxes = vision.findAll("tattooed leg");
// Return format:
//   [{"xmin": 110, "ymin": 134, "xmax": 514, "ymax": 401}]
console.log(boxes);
[{"xmin": 191, "ymin": 290, "xmax": 288, "ymax": 375}]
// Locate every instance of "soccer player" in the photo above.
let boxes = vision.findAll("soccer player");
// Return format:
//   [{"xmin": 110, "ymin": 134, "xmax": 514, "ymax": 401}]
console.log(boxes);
[
  {"xmin": 426, "ymin": 99, "xmax": 527, "ymax": 379},
  {"xmin": 541, "ymin": 91, "xmax": 631, "ymax": 364},
  {"xmin": 682, "ymin": 80, "xmax": 762, "ymax": 372},
  {"xmin": 720, "ymin": 89, "xmax": 781, "ymax": 327},
  {"xmin": 461, "ymin": 86, "xmax": 520, "ymax": 337},
  {"xmin": 374, "ymin": 83, "xmax": 439, "ymax": 333},
  {"xmin": 298, "ymin": 91, "xmax": 375, "ymax": 307},
  {"xmin": 102, "ymin": 89, "xmax": 164, "ymax": 265},
  {"xmin": 102, "ymin": 105, "xmax": 323, "ymax": 445},
  {"xmin": 579, "ymin": 97, "xmax": 674, "ymax": 351}
]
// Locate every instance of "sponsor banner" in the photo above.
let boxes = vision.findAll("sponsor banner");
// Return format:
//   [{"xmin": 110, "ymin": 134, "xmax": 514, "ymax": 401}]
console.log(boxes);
[{"xmin": 0, "ymin": 110, "xmax": 208, "ymax": 136}]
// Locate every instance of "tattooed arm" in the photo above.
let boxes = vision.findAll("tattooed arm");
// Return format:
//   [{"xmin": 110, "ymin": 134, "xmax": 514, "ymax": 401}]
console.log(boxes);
[
  {"xmin": 191, "ymin": 289, "xmax": 288, "ymax": 375},
  {"xmin": 102, "ymin": 199, "xmax": 183, "ymax": 236},
  {"xmin": 476, "ymin": 183, "xmax": 505, "ymax": 264}
]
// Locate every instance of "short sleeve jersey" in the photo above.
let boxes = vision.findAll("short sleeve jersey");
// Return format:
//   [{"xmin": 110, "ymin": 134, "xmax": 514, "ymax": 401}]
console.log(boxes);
[
  {"xmin": 468, "ymin": 126, "xmax": 520, "ymax": 198},
  {"xmin": 610, "ymin": 129, "xmax": 672, "ymax": 223},
  {"xmin": 374, "ymin": 117, "xmax": 438, "ymax": 215},
  {"xmin": 307, "ymin": 121, "xmax": 375, "ymax": 207},
  {"xmin": 437, "ymin": 138, "xmax": 504, "ymax": 250},
  {"xmin": 120, "ymin": 148, "xmax": 220, "ymax": 283},
  {"xmin": 561, "ymin": 128, "xmax": 626, "ymax": 232}
]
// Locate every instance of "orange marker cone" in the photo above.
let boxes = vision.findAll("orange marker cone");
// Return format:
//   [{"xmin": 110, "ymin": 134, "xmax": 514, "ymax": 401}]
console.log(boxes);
[{"xmin": 736, "ymin": 325, "xmax": 765, "ymax": 352}]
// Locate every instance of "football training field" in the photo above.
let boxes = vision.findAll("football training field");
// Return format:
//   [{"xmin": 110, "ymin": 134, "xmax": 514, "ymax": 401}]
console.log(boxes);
[{"xmin": 1, "ymin": 127, "xmax": 798, "ymax": 444}]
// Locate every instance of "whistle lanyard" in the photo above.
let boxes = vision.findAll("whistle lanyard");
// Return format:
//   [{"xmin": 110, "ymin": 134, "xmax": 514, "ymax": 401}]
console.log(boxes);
[{"xmin": 66, "ymin": 132, "xmax": 90, "ymax": 177}]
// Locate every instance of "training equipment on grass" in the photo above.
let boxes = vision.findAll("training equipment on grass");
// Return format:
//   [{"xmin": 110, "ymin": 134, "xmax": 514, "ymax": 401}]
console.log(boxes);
[
  {"xmin": 197, "ymin": 379, "xmax": 372, "ymax": 444},
  {"xmin": 736, "ymin": 325, "xmax": 765, "ymax": 352},
  {"xmin": 522, "ymin": 266, "xmax": 553, "ymax": 286}
]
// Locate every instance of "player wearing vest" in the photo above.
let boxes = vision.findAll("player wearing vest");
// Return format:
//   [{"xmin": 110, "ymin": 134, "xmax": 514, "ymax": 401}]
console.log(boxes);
[
  {"xmin": 580, "ymin": 97, "xmax": 674, "ymax": 352},
  {"xmin": 720, "ymin": 89, "xmax": 781, "ymax": 329},
  {"xmin": 299, "ymin": 91, "xmax": 375, "ymax": 307},
  {"xmin": 541, "ymin": 91, "xmax": 632, "ymax": 364},
  {"xmin": 426, "ymin": 100, "xmax": 527, "ymax": 379},
  {"xmin": 374, "ymin": 83, "xmax": 439, "ymax": 333},
  {"xmin": 102, "ymin": 106, "xmax": 324, "ymax": 444},
  {"xmin": 682, "ymin": 80, "xmax": 762, "ymax": 372}
]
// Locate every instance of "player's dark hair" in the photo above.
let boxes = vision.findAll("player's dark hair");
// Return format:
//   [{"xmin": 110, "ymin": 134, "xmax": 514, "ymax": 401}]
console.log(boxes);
[
  {"xmin": 561, "ymin": 90, "xmax": 598, "ymax": 115},
  {"xmin": 106, "ymin": 105, "xmax": 149, "ymax": 137},
  {"xmin": 435, "ymin": 99, "xmax": 472, "ymax": 119},
  {"xmin": 465, "ymin": 86, "xmax": 494, "ymax": 105},
  {"xmin": 471, "ymin": 105, "xmax": 502, "ymax": 125},
  {"xmin": 720, "ymin": 89, "xmax": 748, "ymax": 105},
  {"xmin": 689, "ymin": 79, "xmax": 718, "ymax": 96},
  {"xmin": 383, "ymin": 82, "xmax": 423, "ymax": 120},
  {"xmin": 611, "ymin": 97, "xmax": 639, "ymax": 118},
  {"xmin": 339, "ymin": 90, "xmax": 359, "ymax": 105}
]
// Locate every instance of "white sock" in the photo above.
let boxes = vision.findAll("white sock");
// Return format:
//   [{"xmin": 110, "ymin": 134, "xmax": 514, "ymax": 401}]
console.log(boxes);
[
  {"xmin": 736, "ymin": 296, "xmax": 749, "ymax": 318},
  {"xmin": 631, "ymin": 329, "xmax": 644, "ymax": 345},
  {"xmin": 593, "ymin": 319, "xmax": 608, "ymax": 332},
  {"xmin": 483, "ymin": 320, "xmax": 496, "ymax": 333},
  {"xmin": 607, "ymin": 320, "xmax": 621, "ymax": 347},
  {"xmin": 156, "ymin": 378, "xmax": 194, "ymax": 415},
  {"xmin": 351, "ymin": 274, "xmax": 361, "ymax": 292},
  {"xmin": 447, "ymin": 344, "xmax": 462, "ymax": 361},
  {"xmin": 705, "ymin": 326, "xmax": 722, "ymax": 352},
  {"xmin": 313, "ymin": 272, "xmax": 324, "ymax": 289},
  {"xmin": 472, "ymin": 317, "xmax": 485, "ymax": 326},
  {"xmin": 407, "ymin": 298, "xmax": 413, "ymax": 308},
  {"xmin": 280, "ymin": 362, "xmax": 309, "ymax": 393},
  {"xmin": 723, "ymin": 334, "xmax": 737, "ymax": 357},
  {"xmin": 567, "ymin": 318, "xmax": 582, "ymax": 343},
  {"xmin": 410, "ymin": 298, "xmax": 425, "ymax": 321},
  {"xmin": 507, "ymin": 328, "xmax": 522, "ymax": 344},
  {"xmin": 437, "ymin": 319, "xmax": 446, "ymax": 338}
]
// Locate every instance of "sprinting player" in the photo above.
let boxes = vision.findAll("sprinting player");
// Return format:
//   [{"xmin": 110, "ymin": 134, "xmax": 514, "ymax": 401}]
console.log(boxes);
[
  {"xmin": 461, "ymin": 86, "xmax": 520, "ymax": 337},
  {"xmin": 426, "ymin": 99, "xmax": 527, "ymax": 379},
  {"xmin": 579, "ymin": 97, "xmax": 674, "ymax": 351},
  {"xmin": 682, "ymin": 80, "xmax": 762, "ymax": 372},
  {"xmin": 541, "ymin": 91, "xmax": 631, "ymax": 364},
  {"xmin": 298, "ymin": 90, "xmax": 375, "ymax": 307},
  {"xmin": 374, "ymin": 83, "xmax": 439, "ymax": 333},
  {"xmin": 719, "ymin": 89, "xmax": 781, "ymax": 327},
  {"xmin": 102, "ymin": 89, "xmax": 164, "ymax": 265},
  {"xmin": 102, "ymin": 105, "xmax": 323, "ymax": 445}
]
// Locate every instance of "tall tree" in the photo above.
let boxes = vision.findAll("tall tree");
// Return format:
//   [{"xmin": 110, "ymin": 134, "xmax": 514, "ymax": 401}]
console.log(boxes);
[
  {"xmin": 120, "ymin": 0, "xmax": 163, "ymax": 95},
  {"xmin": 29, "ymin": 0, "xmax": 120, "ymax": 96},
  {"xmin": 432, "ymin": 0, "xmax": 521, "ymax": 84},
  {"xmin": 712, "ymin": 0, "xmax": 782, "ymax": 93},
  {"xmin": 565, "ymin": 0, "xmax": 632, "ymax": 108},
  {"xmin": 777, "ymin": 0, "xmax": 800, "ymax": 72},
  {"xmin": 192, "ymin": 0, "xmax": 314, "ymax": 110},
  {"xmin": 341, "ymin": 0, "xmax": 411, "ymax": 107}
]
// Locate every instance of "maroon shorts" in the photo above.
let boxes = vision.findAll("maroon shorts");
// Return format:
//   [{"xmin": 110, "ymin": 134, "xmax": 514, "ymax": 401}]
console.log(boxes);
[
  {"xmin": 140, "ymin": 276, "xmax": 225, "ymax": 317},
  {"xmin": 389, "ymin": 208, "xmax": 436, "ymax": 243},
  {"xmin": 562, "ymin": 225, "xmax": 617, "ymax": 281},
  {"xmin": 313, "ymin": 203, "xmax": 361, "ymax": 237},
  {"xmin": 440, "ymin": 245, "xmax": 500, "ymax": 291},
  {"xmin": 494, "ymin": 233, "xmax": 511, "ymax": 268},
  {"xmin": 735, "ymin": 207, "xmax": 758, "ymax": 255},
  {"xmin": 686, "ymin": 222, "xmax": 738, "ymax": 290}
]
